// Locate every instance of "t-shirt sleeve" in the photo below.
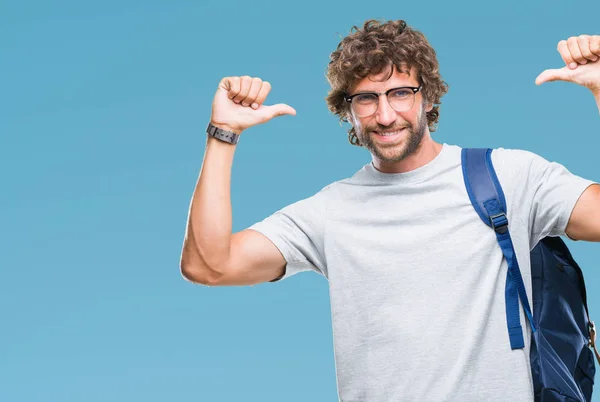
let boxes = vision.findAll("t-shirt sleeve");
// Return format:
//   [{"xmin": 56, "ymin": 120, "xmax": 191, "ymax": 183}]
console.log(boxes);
[
  {"xmin": 247, "ymin": 186, "xmax": 332, "ymax": 282},
  {"xmin": 494, "ymin": 148, "xmax": 596, "ymax": 248}
]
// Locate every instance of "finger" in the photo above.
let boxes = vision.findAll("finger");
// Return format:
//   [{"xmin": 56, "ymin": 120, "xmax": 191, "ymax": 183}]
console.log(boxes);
[
  {"xmin": 222, "ymin": 76, "xmax": 241, "ymax": 99},
  {"xmin": 233, "ymin": 76, "xmax": 252, "ymax": 104},
  {"xmin": 591, "ymin": 35, "xmax": 600, "ymax": 57},
  {"xmin": 252, "ymin": 81, "xmax": 272, "ymax": 109},
  {"xmin": 567, "ymin": 36, "xmax": 587, "ymax": 65},
  {"xmin": 535, "ymin": 67, "xmax": 571, "ymax": 85},
  {"xmin": 556, "ymin": 40, "xmax": 576, "ymax": 70},
  {"xmin": 242, "ymin": 77, "xmax": 263, "ymax": 107},
  {"xmin": 577, "ymin": 35, "xmax": 598, "ymax": 62},
  {"xmin": 259, "ymin": 103, "xmax": 297, "ymax": 120}
]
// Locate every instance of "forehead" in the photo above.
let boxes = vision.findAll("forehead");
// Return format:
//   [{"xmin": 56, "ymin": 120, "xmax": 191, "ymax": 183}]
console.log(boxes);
[{"xmin": 350, "ymin": 64, "xmax": 419, "ymax": 93}]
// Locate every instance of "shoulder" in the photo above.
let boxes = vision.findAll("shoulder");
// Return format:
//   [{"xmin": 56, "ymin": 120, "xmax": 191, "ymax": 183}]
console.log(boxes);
[
  {"xmin": 279, "ymin": 179, "xmax": 342, "ymax": 216},
  {"xmin": 298, "ymin": 165, "xmax": 371, "ymax": 202},
  {"xmin": 489, "ymin": 147, "xmax": 555, "ymax": 178},
  {"xmin": 490, "ymin": 147, "xmax": 547, "ymax": 165}
]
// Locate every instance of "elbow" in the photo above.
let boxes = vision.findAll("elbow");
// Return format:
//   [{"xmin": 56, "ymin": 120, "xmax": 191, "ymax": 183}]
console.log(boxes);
[
  {"xmin": 180, "ymin": 258, "xmax": 226, "ymax": 286},
  {"xmin": 179, "ymin": 238, "xmax": 229, "ymax": 286}
]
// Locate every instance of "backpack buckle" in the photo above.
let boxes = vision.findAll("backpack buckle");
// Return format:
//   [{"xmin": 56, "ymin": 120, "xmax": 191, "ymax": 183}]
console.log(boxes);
[{"xmin": 490, "ymin": 213, "xmax": 508, "ymax": 234}]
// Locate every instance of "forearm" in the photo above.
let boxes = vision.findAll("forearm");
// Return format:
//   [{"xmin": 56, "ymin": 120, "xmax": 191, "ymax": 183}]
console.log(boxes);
[
  {"xmin": 594, "ymin": 90, "xmax": 600, "ymax": 115},
  {"xmin": 180, "ymin": 75, "xmax": 291, "ymax": 283},
  {"xmin": 181, "ymin": 135, "xmax": 238, "ymax": 281}
]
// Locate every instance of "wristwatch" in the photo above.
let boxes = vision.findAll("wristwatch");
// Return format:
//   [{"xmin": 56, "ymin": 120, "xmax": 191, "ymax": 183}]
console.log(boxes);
[{"xmin": 206, "ymin": 122, "xmax": 240, "ymax": 145}]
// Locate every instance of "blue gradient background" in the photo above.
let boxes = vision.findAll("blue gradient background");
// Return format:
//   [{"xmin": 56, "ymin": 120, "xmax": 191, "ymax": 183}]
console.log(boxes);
[{"xmin": 2, "ymin": 0, "xmax": 600, "ymax": 401}]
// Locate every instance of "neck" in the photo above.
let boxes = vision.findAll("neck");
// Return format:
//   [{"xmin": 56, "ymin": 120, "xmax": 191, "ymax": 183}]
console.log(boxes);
[{"xmin": 372, "ymin": 133, "xmax": 443, "ymax": 174}]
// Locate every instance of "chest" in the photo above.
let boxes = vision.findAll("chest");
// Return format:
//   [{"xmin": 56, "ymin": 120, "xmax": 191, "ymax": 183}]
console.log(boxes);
[{"xmin": 322, "ymin": 180, "xmax": 524, "ymax": 295}]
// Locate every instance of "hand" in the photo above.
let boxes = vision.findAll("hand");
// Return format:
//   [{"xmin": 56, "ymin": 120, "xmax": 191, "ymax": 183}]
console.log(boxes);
[
  {"xmin": 535, "ymin": 35, "xmax": 600, "ymax": 95},
  {"xmin": 210, "ymin": 76, "xmax": 296, "ymax": 134}
]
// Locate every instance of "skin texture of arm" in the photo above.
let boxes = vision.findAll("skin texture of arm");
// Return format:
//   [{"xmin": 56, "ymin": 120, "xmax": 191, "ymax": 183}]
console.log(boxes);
[
  {"xmin": 536, "ymin": 35, "xmax": 600, "ymax": 242},
  {"xmin": 180, "ymin": 76, "xmax": 295, "ymax": 286},
  {"xmin": 180, "ymin": 136, "xmax": 286, "ymax": 286},
  {"xmin": 565, "ymin": 183, "xmax": 600, "ymax": 242}
]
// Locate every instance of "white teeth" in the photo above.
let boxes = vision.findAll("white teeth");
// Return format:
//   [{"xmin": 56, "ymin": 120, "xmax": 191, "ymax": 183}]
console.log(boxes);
[{"xmin": 379, "ymin": 129, "xmax": 403, "ymax": 136}]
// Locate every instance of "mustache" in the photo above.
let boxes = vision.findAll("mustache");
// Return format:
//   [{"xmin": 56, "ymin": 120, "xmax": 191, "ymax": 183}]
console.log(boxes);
[{"xmin": 366, "ymin": 123, "xmax": 412, "ymax": 133}]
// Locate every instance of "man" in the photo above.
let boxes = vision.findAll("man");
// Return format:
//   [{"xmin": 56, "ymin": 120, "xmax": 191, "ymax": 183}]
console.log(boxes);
[{"xmin": 180, "ymin": 19, "xmax": 600, "ymax": 401}]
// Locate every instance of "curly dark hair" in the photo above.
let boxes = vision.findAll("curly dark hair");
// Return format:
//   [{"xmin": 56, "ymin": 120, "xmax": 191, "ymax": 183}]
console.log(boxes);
[{"xmin": 325, "ymin": 19, "xmax": 449, "ymax": 146}]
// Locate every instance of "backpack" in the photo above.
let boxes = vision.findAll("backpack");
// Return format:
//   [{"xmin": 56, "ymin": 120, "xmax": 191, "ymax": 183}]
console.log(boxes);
[{"xmin": 461, "ymin": 147, "xmax": 597, "ymax": 401}]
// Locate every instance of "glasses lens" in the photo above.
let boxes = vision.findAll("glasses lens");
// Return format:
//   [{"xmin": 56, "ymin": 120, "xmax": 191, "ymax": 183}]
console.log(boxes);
[
  {"xmin": 388, "ymin": 88, "xmax": 416, "ymax": 113},
  {"xmin": 351, "ymin": 93, "xmax": 378, "ymax": 117},
  {"xmin": 351, "ymin": 88, "xmax": 416, "ymax": 117}
]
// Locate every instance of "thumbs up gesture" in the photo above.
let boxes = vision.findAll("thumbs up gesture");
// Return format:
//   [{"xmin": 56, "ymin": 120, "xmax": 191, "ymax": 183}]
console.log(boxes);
[
  {"xmin": 535, "ymin": 35, "xmax": 600, "ymax": 95},
  {"xmin": 210, "ymin": 76, "xmax": 296, "ymax": 135}
]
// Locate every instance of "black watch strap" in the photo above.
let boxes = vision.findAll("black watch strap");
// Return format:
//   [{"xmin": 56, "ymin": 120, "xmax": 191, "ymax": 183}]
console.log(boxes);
[{"xmin": 206, "ymin": 123, "xmax": 240, "ymax": 145}]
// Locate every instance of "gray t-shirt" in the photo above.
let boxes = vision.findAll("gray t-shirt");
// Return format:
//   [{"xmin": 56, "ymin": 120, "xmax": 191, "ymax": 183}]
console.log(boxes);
[{"xmin": 249, "ymin": 143, "xmax": 595, "ymax": 402}]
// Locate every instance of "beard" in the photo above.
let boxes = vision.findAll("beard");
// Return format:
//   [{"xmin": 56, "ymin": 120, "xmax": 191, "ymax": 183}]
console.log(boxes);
[{"xmin": 355, "ymin": 105, "xmax": 429, "ymax": 164}]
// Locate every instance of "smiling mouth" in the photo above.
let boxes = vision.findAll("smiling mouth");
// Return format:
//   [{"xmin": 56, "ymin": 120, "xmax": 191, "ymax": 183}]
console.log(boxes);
[
  {"xmin": 372, "ymin": 127, "xmax": 407, "ymax": 141},
  {"xmin": 374, "ymin": 128, "xmax": 406, "ymax": 135}
]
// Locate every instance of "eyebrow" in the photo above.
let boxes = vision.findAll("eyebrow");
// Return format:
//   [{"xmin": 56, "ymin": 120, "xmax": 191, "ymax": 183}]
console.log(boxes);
[{"xmin": 352, "ymin": 85, "xmax": 415, "ymax": 93}]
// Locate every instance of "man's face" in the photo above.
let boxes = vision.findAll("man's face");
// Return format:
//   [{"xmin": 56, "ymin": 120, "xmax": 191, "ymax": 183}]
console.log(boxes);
[{"xmin": 348, "ymin": 66, "xmax": 432, "ymax": 164}]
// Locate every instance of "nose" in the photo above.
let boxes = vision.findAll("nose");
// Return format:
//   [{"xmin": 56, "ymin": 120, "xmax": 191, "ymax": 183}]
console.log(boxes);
[{"xmin": 375, "ymin": 95, "xmax": 397, "ymax": 126}]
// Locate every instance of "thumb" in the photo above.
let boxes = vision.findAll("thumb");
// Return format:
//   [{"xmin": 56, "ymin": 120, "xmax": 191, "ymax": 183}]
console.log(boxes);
[
  {"xmin": 260, "ymin": 103, "xmax": 297, "ymax": 119},
  {"xmin": 535, "ymin": 67, "xmax": 572, "ymax": 85}
]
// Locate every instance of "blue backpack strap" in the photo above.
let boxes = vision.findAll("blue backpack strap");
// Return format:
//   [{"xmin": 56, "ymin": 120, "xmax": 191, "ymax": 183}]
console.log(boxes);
[{"xmin": 461, "ymin": 148, "xmax": 536, "ymax": 350}]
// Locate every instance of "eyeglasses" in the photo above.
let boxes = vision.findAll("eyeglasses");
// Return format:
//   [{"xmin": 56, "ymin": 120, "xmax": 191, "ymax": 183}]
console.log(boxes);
[{"xmin": 344, "ymin": 85, "xmax": 422, "ymax": 117}]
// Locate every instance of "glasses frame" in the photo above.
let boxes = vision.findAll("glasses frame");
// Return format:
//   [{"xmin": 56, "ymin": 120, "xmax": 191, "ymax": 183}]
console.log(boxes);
[{"xmin": 344, "ymin": 85, "xmax": 423, "ymax": 117}]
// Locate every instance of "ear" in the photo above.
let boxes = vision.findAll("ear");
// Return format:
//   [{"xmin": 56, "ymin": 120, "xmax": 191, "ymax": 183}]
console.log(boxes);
[{"xmin": 425, "ymin": 102, "xmax": 434, "ymax": 113}]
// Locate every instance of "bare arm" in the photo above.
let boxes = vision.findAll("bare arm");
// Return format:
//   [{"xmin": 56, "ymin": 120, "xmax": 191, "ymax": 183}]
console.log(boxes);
[
  {"xmin": 180, "ymin": 136, "xmax": 286, "ymax": 285},
  {"xmin": 565, "ymin": 183, "xmax": 600, "ymax": 242},
  {"xmin": 533, "ymin": 36, "xmax": 600, "ymax": 241},
  {"xmin": 180, "ymin": 76, "xmax": 296, "ymax": 286}
]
